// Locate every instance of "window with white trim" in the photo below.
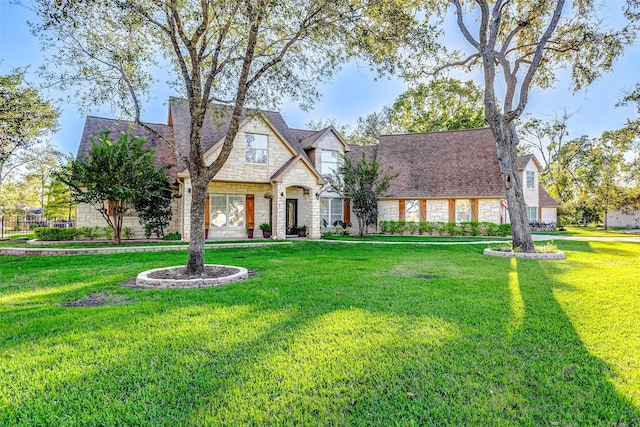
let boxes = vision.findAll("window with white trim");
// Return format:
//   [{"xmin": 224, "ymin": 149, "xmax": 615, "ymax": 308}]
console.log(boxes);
[
  {"xmin": 321, "ymin": 150, "xmax": 339, "ymax": 176},
  {"xmin": 406, "ymin": 200, "xmax": 420, "ymax": 223},
  {"xmin": 320, "ymin": 198, "xmax": 343, "ymax": 227},
  {"xmin": 455, "ymin": 199, "xmax": 471, "ymax": 222},
  {"xmin": 210, "ymin": 194, "xmax": 245, "ymax": 228},
  {"xmin": 245, "ymin": 133, "xmax": 268, "ymax": 164},
  {"xmin": 526, "ymin": 171, "xmax": 535, "ymax": 189},
  {"xmin": 526, "ymin": 207, "xmax": 538, "ymax": 223}
]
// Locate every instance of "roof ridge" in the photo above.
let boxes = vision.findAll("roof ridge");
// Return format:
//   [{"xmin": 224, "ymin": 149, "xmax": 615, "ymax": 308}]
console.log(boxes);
[{"xmin": 379, "ymin": 127, "xmax": 491, "ymax": 138}]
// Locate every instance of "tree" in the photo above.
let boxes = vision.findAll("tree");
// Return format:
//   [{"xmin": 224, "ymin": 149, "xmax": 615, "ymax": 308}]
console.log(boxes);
[
  {"xmin": 0, "ymin": 70, "xmax": 58, "ymax": 203},
  {"xmin": 56, "ymin": 130, "xmax": 173, "ymax": 244},
  {"xmin": 389, "ymin": 78, "xmax": 485, "ymax": 132},
  {"xmin": 426, "ymin": 0, "xmax": 635, "ymax": 251},
  {"xmin": 34, "ymin": 0, "xmax": 423, "ymax": 274},
  {"xmin": 21, "ymin": 141, "xmax": 65, "ymax": 212},
  {"xmin": 328, "ymin": 153, "xmax": 396, "ymax": 237},
  {"xmin": 577, "ymin": 130, "xmax": 632, "ymax": 229}
]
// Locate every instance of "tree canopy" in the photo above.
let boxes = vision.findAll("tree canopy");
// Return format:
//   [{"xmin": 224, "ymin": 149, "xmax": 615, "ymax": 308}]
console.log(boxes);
[
  {"xmin": 56, "ymin": 130, "xmax": 173, "ymax": 244},
  {"xmin": 33, "ymin": 0, "xmax": 426, "ymax": 273}
]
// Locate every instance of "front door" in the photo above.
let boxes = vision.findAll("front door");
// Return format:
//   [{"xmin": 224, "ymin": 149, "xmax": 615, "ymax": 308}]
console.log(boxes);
[{"xmin": 286, "ymin": 199, "xmax": 297, "ymax": 235}]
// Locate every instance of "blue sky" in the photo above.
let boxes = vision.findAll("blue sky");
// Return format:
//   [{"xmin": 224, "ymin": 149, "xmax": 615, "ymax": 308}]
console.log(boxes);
[{"xmin": 1, "ymin": 1, "xmax": 638, "ymax": 156}]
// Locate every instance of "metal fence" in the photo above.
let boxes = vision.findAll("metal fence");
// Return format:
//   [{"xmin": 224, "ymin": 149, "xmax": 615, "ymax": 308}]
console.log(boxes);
[{"xmin": 0, "ymin": 216, "xmax": 75, "ymax": 239}]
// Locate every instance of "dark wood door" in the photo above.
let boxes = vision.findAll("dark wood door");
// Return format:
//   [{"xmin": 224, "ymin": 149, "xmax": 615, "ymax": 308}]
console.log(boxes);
[{"xmin": 286, "ymin": 199, "xmax": 297, "ymax": 235}]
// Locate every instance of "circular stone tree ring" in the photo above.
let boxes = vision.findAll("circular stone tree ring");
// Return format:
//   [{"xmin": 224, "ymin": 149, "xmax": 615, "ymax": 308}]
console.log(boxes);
[{"xmin": 136, "ymin": 264, "xmax": 249, "ymax": 289}]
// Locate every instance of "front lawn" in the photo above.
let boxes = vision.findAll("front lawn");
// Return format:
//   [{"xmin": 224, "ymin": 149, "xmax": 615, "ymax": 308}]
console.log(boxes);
[{"xmin": 1, "ymin": 241, "xmax": 638, "ymax": 425}]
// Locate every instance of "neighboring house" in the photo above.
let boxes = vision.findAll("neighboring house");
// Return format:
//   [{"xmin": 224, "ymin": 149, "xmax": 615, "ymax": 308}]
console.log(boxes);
[
  {"xmin": 76, "ymin": 98, "xmax": 349, "ymax": 240},
  {"xmin": 347, "ymin": 128, "xmax": 559, "ymax": 228},
  {"xmin": 606, "ymin": 208, "xmax": 639, "ymax": 229}
]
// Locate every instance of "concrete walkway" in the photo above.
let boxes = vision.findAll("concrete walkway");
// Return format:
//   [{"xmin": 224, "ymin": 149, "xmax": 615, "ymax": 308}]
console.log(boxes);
[{"xmin": 0, "ymin": 241, "xmax": 292, "ymax": 256}]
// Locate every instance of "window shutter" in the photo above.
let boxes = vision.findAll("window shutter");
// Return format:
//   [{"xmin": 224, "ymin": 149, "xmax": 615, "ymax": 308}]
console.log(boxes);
[
  {"xmin": 343, "ymin": 199, "xmax": 351, "ymax": 224},
  {"xmin": 448, "ymin": 199, "xmax": 455, "ymax": 223},
  {"xmin": 420, "ymin": 200, "xmax": 427, "ymax": 222},
  {"xmin": 246, "ymin": 194, "xmax": 255, "ymax": 228},
  {"xmin": 471, "ymin": 199, "xmax": 479, "ymax": 222},
  {"xmin": 399, "ymin": 200, "xmax": 406, "ymax": 221},
  {"xmin": 204, "ymin": 194, "xmax": 210, "ymax": 229}
]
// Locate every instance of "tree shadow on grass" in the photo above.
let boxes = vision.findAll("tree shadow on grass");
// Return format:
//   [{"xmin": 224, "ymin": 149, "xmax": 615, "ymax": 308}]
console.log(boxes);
[{"xmin": 1, "ymin": 243, "xmax": 638, "ymax": 425}]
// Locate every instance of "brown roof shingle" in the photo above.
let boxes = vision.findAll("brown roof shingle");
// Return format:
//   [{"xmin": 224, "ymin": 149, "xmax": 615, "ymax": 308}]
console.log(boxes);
[
  {"xmin": 374, "ymin": 128, "xmax": 504, "ymax": 198},
  {"xmin": 77, "ymin": 116, "xmax": 177, "ymax": 180}
]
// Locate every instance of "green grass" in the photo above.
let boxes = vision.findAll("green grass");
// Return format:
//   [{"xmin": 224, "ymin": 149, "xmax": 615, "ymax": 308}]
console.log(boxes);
[
  {"xmin": 322, "ymin": 234, "xmax": 510, "ymax": 242},
  {"xmin": 541, "ymin": 225, "xmax": 638, "ymax": 237},
  {"xmin": 1, "ymin": 241, "xmax": 638, "ymax": 425}
]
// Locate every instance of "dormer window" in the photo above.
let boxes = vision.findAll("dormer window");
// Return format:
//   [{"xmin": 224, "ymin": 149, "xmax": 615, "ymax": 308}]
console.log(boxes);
[
  {"xmin": 245, "ymin": 134, "xmax": 268, "ymax": 164},
  {"xmin": 526, "ymin": 171, "xmax": 535, "ymax": 189},
  {"xmin": 321, "ymin": 149, "xmax": 339, "ymax": 176}
]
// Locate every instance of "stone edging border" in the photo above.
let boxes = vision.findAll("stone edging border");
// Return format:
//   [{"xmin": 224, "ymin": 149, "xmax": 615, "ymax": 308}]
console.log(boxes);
[
  {"xmin": 0, "ymin": 241, "xmax": 292, "ymax": 256},
  {"xmin": 483, "ymin": 248, "xmax": 566, "ymax": 260},
  {"xmin": 136, "ymin": 265, "xmax": 248, "ymax": 289}
]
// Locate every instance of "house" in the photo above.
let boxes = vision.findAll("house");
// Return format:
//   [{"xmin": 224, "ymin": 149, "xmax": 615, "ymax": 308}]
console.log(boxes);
[
  {"xmin": 346, "ymin": 128, "xmax": 558, "ymax": 227},
  {"xmin": 606, "ymin": 208, "xmax": 639, "ymax": 229},
  {"xmin": 76, "ymin": 98, "xmax": 350, "ymax": 240},
  {"xmin": 75, "ymin": 101, "xmax": 558, "ymax": 240}
]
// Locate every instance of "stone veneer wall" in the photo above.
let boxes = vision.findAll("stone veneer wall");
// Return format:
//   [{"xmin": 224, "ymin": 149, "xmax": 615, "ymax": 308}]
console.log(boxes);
[
  {"xmin": 478, "ymin": 199, "xmax": 501, "ymax": 223},
  {"xmin": 75, "ymin": 198, "xmax": 181, "ymax": 238},
  {"xmin": 426, "ymin": 200, "xmax": 448, "ymax": 222},
  {"xmin": 377, "ymin": 198, "xmax": 504, "ymax": 226}
]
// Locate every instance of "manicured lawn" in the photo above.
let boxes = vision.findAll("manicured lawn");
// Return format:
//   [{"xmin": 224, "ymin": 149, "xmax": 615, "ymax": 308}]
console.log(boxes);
[
  {"xmin": 544, "ymin": 225, "xmax": 638, "ymax": 237},
  {"xmin": 323, "ymin": 234, "xmax": 510, "ymax": 242},
  {"xmin": 1, "ymin": 241, "xmax": 638, "ymax": 425}
]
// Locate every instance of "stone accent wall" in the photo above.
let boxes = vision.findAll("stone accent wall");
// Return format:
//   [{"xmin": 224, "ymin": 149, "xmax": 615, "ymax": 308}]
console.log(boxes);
[
  {"xmin": 426, "ymin": 200, "xmax": 448, "ymax": 222},
  {"xmin": 478, "ymin": 199, "xmax": 501, "ymax": 223},
  {"xmin": 203, "ymin": 118, "xmax": 297, "ymax": 183},
  {"xmin": 378, "ymin": 200, "xmax": 399, "ymax": 222},
  {"xmin": 541, "ymin": 207, "xmax": 557, "ymax": 223},
  {"xmin": 75, "ymin": 199, "xmax": 181, "ymax": 238}
]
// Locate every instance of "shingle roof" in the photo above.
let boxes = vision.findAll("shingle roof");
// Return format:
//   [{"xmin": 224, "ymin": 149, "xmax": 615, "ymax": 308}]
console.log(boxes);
[
  {"xmin": 517, "ymin": 154, "xmax": 534, "ymax": 170},
  {"xmin": 77, "ymin": 116, "xmax": 177, "ymax": 180},
  {"xmin": 371, "ymin": 128, "xmax": 505, "ymax": 198},
  {"xmin": 539, "ymin": 185, "xmax": 560, "ymax": 207},
  {"xmin": 346, "ymin": 144, "xmax": 378, "ymax": 163}
]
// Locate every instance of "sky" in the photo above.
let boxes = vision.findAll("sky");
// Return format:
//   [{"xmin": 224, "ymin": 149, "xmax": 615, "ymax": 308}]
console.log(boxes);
[{"xmin": 1, "ymin": 1, "xmax": 639, "ymax": 157}]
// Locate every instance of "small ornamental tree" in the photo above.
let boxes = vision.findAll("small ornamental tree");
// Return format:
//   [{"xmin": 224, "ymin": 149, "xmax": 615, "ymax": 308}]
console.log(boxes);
[
  {"xmin": 328, "ymin": 153, "xmax": 396, "ymax": 238},
  {"xmin": 56, "ymin": 130, "xmax": 173, "ymax": 244}
]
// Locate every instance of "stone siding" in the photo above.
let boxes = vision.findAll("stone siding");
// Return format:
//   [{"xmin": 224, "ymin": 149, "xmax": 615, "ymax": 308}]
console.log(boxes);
[
  {"xmin": 478, "ymin": 199, "xmax": 501, "ymax": 223},
  {"xmin": 426, "ymin": 200, "xmax": 449, "ymax": 222},
  {"xmin": 203, "ymin": 118, "xmax": 297, "ymax": 183},
  {"xmin": 75, "ymin": 199, "xmax": 181, "ymax": 238}
]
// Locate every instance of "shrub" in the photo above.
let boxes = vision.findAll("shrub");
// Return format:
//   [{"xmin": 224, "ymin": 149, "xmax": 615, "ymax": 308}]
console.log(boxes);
[
  {"xmin": 122, "ymin": 227, "xmax": 134, "ymax": 239},
  {"xmin": 444, "ymin": 222, "xmax": 458, "ymax": 236},
  {"xmin": 405, "ymin": 222, "xmax": 419, "ymax": 235},
  {"xmin": 103, "ymin": 227, "xmax": 114, "ymax": 240},
  {"xmin": 469, "ymin": 221, "xmax": 481, "ymax": 236},
  {"xmin": 163, "ymin": 232, "xmax": 181, "ymax": 240},
  {"xmin": 497, "ymin": 223, "xmax": 512, "ymax": 236},
  {"xmin": 76, "ymin": 226, "xmax": 102, "ymax": 240},
  {"xmin": 34, "ymin": 227, "xmax": 78, "ymax": 241}
]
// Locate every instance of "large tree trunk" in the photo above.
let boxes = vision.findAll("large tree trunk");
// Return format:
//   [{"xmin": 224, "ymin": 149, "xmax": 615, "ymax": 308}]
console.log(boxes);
[
  {"xmin": 490, "ymin": 120, "xmax": 535, "ymax": 252},
  {"xmin": 187, "ymin": 171, "xmax": 209, "ymax": 275}
]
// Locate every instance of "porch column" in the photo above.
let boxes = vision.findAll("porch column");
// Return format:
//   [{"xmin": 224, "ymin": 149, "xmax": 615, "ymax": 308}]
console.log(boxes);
[
  {"xmin": 272, "ymin": 182, "xmax": 287, "ymax": 240},
  {"xmin": 309, "ymin": 192, "xmax": 321, "ymax": 239}
]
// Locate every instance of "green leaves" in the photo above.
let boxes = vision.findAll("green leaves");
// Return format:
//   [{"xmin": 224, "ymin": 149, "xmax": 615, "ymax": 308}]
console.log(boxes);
[{"xmin": 56, "ymin": 130, "xmax": 173, "ymax": 241}]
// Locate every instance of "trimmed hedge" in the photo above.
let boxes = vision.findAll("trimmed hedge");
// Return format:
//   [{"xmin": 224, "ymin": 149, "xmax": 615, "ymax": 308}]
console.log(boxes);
[
  {"xmin": 378, "ymin": 221, "xmax": 512, "ymax": 236},
  {"xmin": 34, "ymin": 227, "xmax": 79, "ymax": 241}
]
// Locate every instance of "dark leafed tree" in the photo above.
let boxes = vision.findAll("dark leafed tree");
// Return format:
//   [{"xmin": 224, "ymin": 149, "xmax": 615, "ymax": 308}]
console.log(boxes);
[
  {"xmin": 327, "ymin": 153, "xmax": 396, "ymax": 238},
  {"xmin": 33, "ymin": 0, "xmax": 426, "ymax": 274},
  {"xmin": 56, "ymin": 131, "xmax": 173, "ymax": 244},
  {"xmin": 428, "ymin": 0, "xmax": 636, "ymax": 251}
]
